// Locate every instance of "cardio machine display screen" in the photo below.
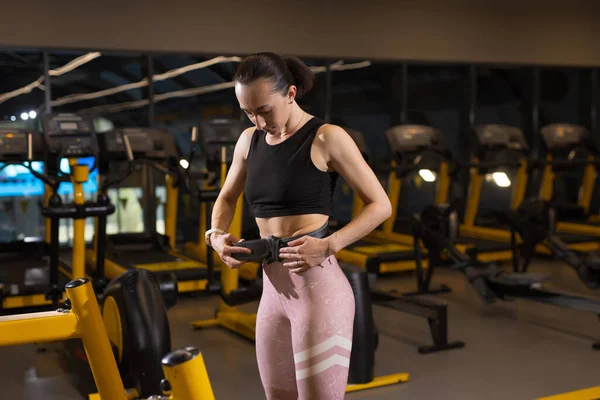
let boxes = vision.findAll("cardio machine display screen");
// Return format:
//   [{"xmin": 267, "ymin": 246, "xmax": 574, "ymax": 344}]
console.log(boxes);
[
  {"xmin": 59, "ymin": 122, "xmax": 79, "ymax": 131},
  {"xmin": 0, "ymin": 157, "xmax": 98, "ymax": 197},
  {"xmin": 541, "ymin": 124, "xmax": 588, "ymax": 150}
]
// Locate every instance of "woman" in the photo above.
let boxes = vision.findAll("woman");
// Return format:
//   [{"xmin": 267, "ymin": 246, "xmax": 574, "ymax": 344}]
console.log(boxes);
[{"xmin": 206, "ymin": 52, "xmax": 391, "ymax": 400}]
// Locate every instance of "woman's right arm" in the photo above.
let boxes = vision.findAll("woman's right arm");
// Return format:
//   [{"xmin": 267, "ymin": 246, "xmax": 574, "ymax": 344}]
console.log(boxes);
[{"xmin": 208, "ymin": 128, "xmax": 254, "ymax": 267}]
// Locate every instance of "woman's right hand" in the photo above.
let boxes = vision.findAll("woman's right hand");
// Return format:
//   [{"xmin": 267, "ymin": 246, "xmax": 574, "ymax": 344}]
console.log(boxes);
[{"xmin": 211, "ymin": 232, "xmax": 253, "ymax": 269}]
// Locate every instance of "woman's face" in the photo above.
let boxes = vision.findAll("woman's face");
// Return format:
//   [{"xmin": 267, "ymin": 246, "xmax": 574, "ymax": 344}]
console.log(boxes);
[{"xmin": 235, "ymin": 78, "xmax": 295, "ymax": 135}]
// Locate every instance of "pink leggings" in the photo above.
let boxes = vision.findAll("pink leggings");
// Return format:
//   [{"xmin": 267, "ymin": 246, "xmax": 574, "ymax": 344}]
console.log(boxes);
[{"xmin": 255, "ymin": 255, "xmax": 356, "ymax": 400}]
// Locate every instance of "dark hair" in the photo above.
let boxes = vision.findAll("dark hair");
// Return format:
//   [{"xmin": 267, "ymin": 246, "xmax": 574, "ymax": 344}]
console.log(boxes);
[{"xmin": 234, "ymin": 52, "xmax": 315, "ymax": 99}]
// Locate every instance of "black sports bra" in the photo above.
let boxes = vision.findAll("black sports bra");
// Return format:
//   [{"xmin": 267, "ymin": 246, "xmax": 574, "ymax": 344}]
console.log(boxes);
[{"xmin": 244, "ymin": 117, "xmax": 338, "ymax": 218}]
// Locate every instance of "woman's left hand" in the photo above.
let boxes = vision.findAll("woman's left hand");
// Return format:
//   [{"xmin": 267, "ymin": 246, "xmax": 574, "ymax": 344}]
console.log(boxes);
[{"xmin": 279, "ymin": 236, "xmax": 333, "ymax": 273}]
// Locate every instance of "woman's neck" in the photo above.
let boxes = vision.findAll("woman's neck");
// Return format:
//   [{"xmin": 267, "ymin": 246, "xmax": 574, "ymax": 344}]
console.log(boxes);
[{"xmin": 278, "ymin": 106, "xmax": 306, "ymax": 138}]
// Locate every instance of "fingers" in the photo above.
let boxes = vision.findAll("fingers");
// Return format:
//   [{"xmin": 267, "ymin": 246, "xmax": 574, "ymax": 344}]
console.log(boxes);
[
  {"xmin": 221, "ymin": 255, "xmax": 245, "ymax": 269},
  {"xmin": 285, "ymin": 236, "xmax": 306, "ymax": 247},
  {"xmin": 283, "ymin": 259, "xmax": 312, "ymax": 273},
  {"xmin": 278, "ymin": 252, "xmax": 302, "ymax": 261},
  {"xmin": 279, "ymin": 244, "xmax": 303, "ymax": 254},
  {"xmin": 223, "ymin": 244, "xmax": 253, "ymax": 255},
  {"xmin": 288, "ymin": 264, "xmax": 312, "ymax": 274}
]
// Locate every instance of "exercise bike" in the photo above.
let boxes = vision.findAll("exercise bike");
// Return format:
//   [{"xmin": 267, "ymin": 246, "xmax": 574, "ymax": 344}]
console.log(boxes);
[{"xmin": 0, "ymin": 113, "xmax": 177, "ymax": 397}]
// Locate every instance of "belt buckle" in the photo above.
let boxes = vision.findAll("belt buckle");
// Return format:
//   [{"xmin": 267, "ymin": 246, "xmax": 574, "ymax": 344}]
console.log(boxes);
[{"xmin": 265, "ymin": 235, "xmax": 285, "ymax": 264}]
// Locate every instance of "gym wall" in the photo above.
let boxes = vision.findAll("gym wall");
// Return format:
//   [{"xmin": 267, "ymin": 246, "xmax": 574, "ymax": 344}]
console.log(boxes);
[{"xmin": 2, "ymin": 0, "xmax": 600, "ymax": 67}]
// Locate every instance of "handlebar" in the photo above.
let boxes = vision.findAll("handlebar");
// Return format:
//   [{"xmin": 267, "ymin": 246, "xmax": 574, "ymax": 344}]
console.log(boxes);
[{"xmin": 42, "ymin": 203, "xmax": 115, "ymax": 219}]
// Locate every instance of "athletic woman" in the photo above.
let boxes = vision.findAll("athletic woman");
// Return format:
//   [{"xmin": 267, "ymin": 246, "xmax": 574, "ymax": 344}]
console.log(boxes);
[{"xmin": 206, "ymin": 52, "xmax": 391, "ymax": 400}]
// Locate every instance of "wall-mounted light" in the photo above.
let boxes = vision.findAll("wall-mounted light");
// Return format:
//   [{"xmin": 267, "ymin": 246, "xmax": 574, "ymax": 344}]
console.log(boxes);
[{"xmin": 418, "ymin": 169, "xmax": 436, "ymax": 182}]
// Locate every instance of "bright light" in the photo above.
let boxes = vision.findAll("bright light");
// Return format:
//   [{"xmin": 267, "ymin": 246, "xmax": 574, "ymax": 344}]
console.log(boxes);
[
  {"xmin": 10, "ymin": 116, "xmax": 16, "ymax": 121},
  {"xmin": 492, "ymin": 172, "xmax": 511, "ymax": 187},
  {"xmin": 28, "ymin": 111, "xmax": 37, "ymax": 119},
  {"xmin": 419, "ymin": 169, "xmax": 436, "ymax": 182},
  {"xmin": 179, "ymin": 159, "xmax": 190, "ymax": 169},
  {"xmin": 20, "ymin": 112, "xmax": 29, "ymax": 120}
]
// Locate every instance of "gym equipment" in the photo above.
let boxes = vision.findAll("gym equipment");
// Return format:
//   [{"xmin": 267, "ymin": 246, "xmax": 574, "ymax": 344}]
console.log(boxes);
[
  {"xmin": 503, "ymin": 198, "xmax": 600, "ymax": 290},
  {"xmin": 0, "ymin": 127, "xmax": 66, "ymax": 311},
  {"xmin": 387, "ymin": 124, "xmax": 517, "ymax": 263},
  {"xmin": 0, "ymin": 277, "xmax": 216, "ymax": 400},
  {"xmin": 460, "ymin": 125, "xmax": 599, "ymax": 261},
  {"xmin": 341, "ymin": 263, "xmax": 409, "ymax": 392},
  {"xmin": 35, "ymin": 112, "xmax": 174, "ymax": 397},
  {"xmin": 411, "ymin": 202, "xmax": 600, "ymax": 349},
  {"xmin": 451, "ymin": 124, "xmax": 530, "ymax": 262},
  {"xmin": 87, "ymin": 126, "xmax": 210, "ymax": 294},
  {"xmin": 537, "ymin": 123, "xmax": 600, "ymax": 243}
]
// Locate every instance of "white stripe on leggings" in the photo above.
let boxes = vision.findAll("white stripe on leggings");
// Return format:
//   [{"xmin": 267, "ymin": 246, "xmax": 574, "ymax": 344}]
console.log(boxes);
[
  {"xmin": 296, "ymin": 354, "xmax": 350, "ymax": 380},
  {"xmin": 293, "ymin": 335, "xmax": 352, "ymax": 364}
]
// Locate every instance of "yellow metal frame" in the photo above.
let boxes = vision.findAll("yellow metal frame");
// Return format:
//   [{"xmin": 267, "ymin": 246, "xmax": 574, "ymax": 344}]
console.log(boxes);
[
  {"xmin": 0, "ymin": 279, "xmax": 127, "ymax": 400},
  {"xmin": 536, "ymin": 386, "xmax": 600, "ymax": 400},
  {"xmin": 346, "ymin": 373, "xmax": 409, "ymax": 393},
  {"xmin": 536, "ymin": 154, "xmax": 600, "ymax": 241},
  {"xmin": 2, "ymin": 293, "xmax": 68, "ymax": 311},
  {"xmin": 0, "ymin": 278, "xmax": 217, "ymax": 400},
  {"xmin": 162, "ymin": 349, "xmax": 216, "ymax": 400},
  {"xmin": 71, "ymin": 163, "xmax": 88, "ymax": 280}
]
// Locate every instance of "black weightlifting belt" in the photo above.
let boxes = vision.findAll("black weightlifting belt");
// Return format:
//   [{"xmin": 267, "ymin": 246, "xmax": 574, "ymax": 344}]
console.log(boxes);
[{"xmin": 231, "ymin": 222, "xmax": 330, "ymax": 264}]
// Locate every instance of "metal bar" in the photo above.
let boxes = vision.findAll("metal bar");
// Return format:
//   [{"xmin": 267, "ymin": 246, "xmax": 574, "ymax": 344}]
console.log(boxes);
[
  {"xmin": 468, "ymin": 65, "xmax": 477, "ymax": 130},
  {"xmin": 146, "ymin": 55, "xmax": 155, "ymax": 128},
  {"xmin": 490, "ymin": 283, "xmax": 600, "ymax": 314},
  {"xmin": 592, "ymin": 68, "xmax": 599, "ymax": 136},
  {"xmin": 43, "ymin": 51, "xmax": 52, "ymax": 114},
  {"xmin": 400, "ymin": 63, "xmax": 408, "ymax": 124},
  {"xmin": 0, "ymin": 311, "xmax": 79, "ymax": 346},
  {"xmin": 141, "ymin": 55, "xmax": 157, "ymax": 232},
  {"xmin": 531, "ymin": 67, "xmax": 541, "ymax": 155}
]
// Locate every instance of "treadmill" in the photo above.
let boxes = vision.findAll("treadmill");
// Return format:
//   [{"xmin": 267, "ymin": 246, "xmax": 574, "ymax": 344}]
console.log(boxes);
[
  {"xmin": 90, "ymin": 127, "xmax": 209, "ymax": 294},
  {"xmin": 389, "ymin": 124, "xmax": 518, "ymax": 262},
  {"xmin": 0, "ymin": 128, "xmax": 65, "ymax": 311},
  {"xmin": 537, "ymin": 123, "xmax": 600, "ymax": 248},
  {"xmin": 454, "ymin": 124, "xmax": 531, "ymax": 261}
]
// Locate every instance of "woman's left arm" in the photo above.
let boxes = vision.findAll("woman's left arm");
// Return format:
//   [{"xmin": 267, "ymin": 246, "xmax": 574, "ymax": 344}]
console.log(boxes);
[
  {"xmin": 280, "ymin": 124, "xmax": 392, "ymax": 272},
  {"xmin": 320, "ymin": 124, "xmax": 392, "ymax": 253}
]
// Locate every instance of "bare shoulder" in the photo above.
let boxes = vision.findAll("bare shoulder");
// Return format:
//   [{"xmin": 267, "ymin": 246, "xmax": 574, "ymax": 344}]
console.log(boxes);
[
  {"xmin": 316, "ymin": 124, "xmax": 353, "ymax": 148},
  {"xmin": 236, "ymin": 126, "xmax": 256, "ymax": 160},
  {"xmin": 315, "ymin": 123, "xmax": 359, "ymax": 154}
]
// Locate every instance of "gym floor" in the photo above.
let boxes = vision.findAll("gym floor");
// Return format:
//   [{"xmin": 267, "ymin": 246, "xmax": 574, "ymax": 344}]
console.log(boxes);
[{"xmin": 1, "ymin": 259, "xmax": 598, "ymax": 400}]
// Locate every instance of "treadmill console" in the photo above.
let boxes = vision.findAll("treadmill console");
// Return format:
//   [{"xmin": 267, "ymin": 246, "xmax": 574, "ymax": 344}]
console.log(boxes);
[
  {"xmin": 41, "ymin": 113, "xmax": 98, "ymax": 157},
  {"xmin": 101, "ymin": 128, "xmax": 178, "ymax": 161},
  {"xmin": 0, "ymin": 128, "xmax": 43, "ymax": 161},
  {"xmin": 199, "ymin": 118, "xmax": 243, "ymax": 162},
  {"xmin": 385, "ymin": 124, "xmax": 446, "ymax": 154},
  {"xmin": 540, "ymin": 124, "xmax": 593, "ymax": 151},
  {"xmin": 474, "ymin": 124, "xmax": 528, "ymax": 151}
]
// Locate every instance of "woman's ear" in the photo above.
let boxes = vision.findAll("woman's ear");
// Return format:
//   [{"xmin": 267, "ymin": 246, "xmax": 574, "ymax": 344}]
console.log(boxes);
[{"xmin": 287, "ymin": 85, "xmax": 297, "ymax": 104}]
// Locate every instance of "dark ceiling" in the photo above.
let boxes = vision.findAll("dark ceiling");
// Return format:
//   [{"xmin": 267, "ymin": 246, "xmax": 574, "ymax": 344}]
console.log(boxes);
[{"xmin": 0, "ymin": 50, "xmax": 578, "ymax": 131}]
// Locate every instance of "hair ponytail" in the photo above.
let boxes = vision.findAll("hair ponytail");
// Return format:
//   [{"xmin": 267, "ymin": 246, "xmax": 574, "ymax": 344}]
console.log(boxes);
[
  {"xmin": 283, "ymin": 56, "xmax": 315, "ymax": 98},
  {"xmin": 234, "ymin": 52, "xmax": 316, "ymax": 99}
]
